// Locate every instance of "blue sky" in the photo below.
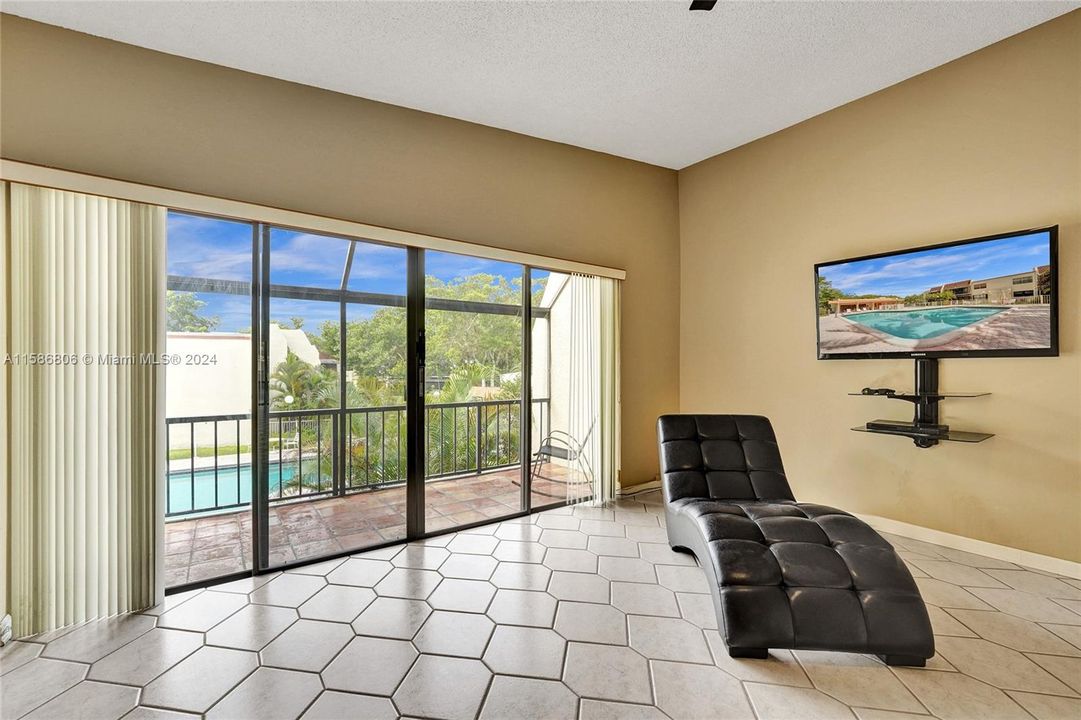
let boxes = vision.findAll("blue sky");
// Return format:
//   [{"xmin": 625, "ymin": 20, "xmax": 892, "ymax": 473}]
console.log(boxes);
[
  {"xmin": 819, "ymin": 231, "xmax": 1051, "ymax": 297},
  {"xmin": 167, "ymin": 212, "xmax": 541, "ymax": 332}
]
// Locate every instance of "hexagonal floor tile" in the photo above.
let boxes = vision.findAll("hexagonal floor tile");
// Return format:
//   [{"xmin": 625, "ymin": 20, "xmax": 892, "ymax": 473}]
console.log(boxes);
[
  {"xmin": 913, "ymin": 578, "xmax": 993, "ymax": 610},
  {"xmin": 326, "ymin": 558, "xmax": 394, "ymax": 588},
  {"xmin": 351, "ymin": 596, "xmax": 431, "ymax": 639},
  {"xmin": 1007, "ymin": 690, "xmax": 1081, "ymax": 720},
  {"xmin": 539, "ymin": 529, "xmax": 589, "ymax": 549},
  {"xmin": 598, "ymin": 557, "xmax": 657, "ymax": 584},
  {"xmin": 793, "ymin": 650, "xmax": 924, "ymax": 714},
  {"xmin": 587, "ymin": 536, "xmax": 640, "ymax": 558},
  {"xmin": 703, "ymin": 632, "xmax": 811, "ymax": 687},
  {"xmin": 934, "ymin": 636, "xmax": 1076, "ymax": 694},
  {"xmin": 486, "ymin": 589, "xmax": 557, "ymax": 627},
  {"xmin": 447, "ymin": 534, "xmax": 500, "ymax": 555},
  {"xmin": 985, "ymin": 569, "xmax": 1081, "ymax": 599},
  {"xmin": 438, "ymin": 553, "xmax": 498, "ymax": 580},
  {"xmin": 394, "ymin": 655, "xmax": 492, "ymax": 720},
  {"xmin": 302, "ymin": 691, "xmax": 398, "ymax": 720},
  {"xmin": 374, "ymin": 567, "xmax": 443, "ymax": 599},
  {"xmin": 653, "ymin": 659, "xmax": 755, "ymax": 719},
  {"xmin": 141, "ymin": 647, "xmax": 257, "ymax": 714},
  {"xmin": 259, "ymin": 619, "xmax": 352, "ymax": 672},
  {"xmin": 547, "ymin": 571, "xmax": 610, "ymax": 603},
  {"xmin": 391, "ymin": 544, "xmax": 450, "ymax": 570},
  {"xmin": 627, "ymin": 616, "xmax": 711, "ymax": 663},
  {"xmin": 562, "ymin": 642, "xmax": 651, "ymax": 704},
  {"xmin": 578, "ymin": 520, "xmax": 625, "ymax": 538},
  {"xmin": 638, "ymin": 542, "xmax": 698, "ymax": 567},
  {"xmin": 155, "ymin": 592, "xmax": 246, "ymax": 633},
  {"xmin": 204, "ymin": 604, "xmax": 298, "ymax": 651},
  {"xmin": 206, "ymin": 667, "xmax": 321, "ymax": 720},
  {"xmin": 322, "ymin": 636, "xmax": 417, "ymax": 696},
  {"xmin": 555, "ymin": 601, "xmax": 627, "ymax": 645},
  {"xmin": 611, "ymin": 582, "xmax": 679, "ymax": 617},
  {"xmin": 428, "ymin": 579, "xmax": 496, "ymax": 613},
  {"xmin": 479, "ymin": 676, "xmax": 578, "ymax": 719},
  {"xmin": 656, "ymin": 565, "xmax": 709, "ymax": 594},
  {"xmin": 579, "ymin": 699, "xmax": 667, "ymax": 720},
  {"xmin": 483, "ymin": 625, "xmax": 566, "ymax": 679},
  {"xmin": 414, "ymin": 611, "xmax": 495, "ymax": 658},
  {"xmin": 493, "ymin": 541, "xmax": 547, "ymax": 563},
  {"xmin": 495, "ymin": 523, "xmax": 544, "ymax": 542},
  {"xmin": 297, "ymin": 585, "xmax": 376, "ymax": 623},
  {"xmin": 88, "ymin": 628, "xmax": 204, "ymax": 686},
  {"xmin": 1028, "ymin": 654, "xmax": 1081, "ymax": 695},
  {"xmin": 947, "ymin": 609, "xmax": 1081, "ymax": 655},
  {"xmin": 490, "ymin": 562, "xmax": 551, "ymax": 590},
  {"xmin": 536, "ymin": 514, "xmax": 581, "ymax": 531},
  {"xmin": 745, "ymin": 683, "xmax": 855, "ymax": 720},
  {"xmin": 893, "ymin": 667, "xmax": 1031, "ymax": 720},
  {"xmin": 249, "ymin": 574, "xmax": 327, "ymax": 608},
  {"xmin": 20, "ymin": 680, "xmax": 138, "ymax": 720},
  {"xmin": 543, "ymin": 548, "xmax": 598, "ymax": 573},
  {"xmin": 966, "ymin": 587, "xmax": 1081, "ymax": 624},
  {"xmin": 675, "ymin": 592, "xmax": 718, "ymax": 629}
]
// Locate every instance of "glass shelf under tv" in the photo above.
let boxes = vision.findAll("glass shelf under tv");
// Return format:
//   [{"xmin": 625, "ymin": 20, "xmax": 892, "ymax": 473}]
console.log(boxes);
[
  {"xmin": 848, "ymin": 391, "xmax": 990, "ymax": 400},
  {"xmin": 851, "ymin": 423, "xmax": 993, "ymax": 444}
]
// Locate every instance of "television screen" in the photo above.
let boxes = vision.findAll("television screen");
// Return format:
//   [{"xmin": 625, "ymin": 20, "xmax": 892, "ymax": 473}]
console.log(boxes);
[{"xmin": 815, "ymin": 227, "xmax": 1058, "ymax": 359}]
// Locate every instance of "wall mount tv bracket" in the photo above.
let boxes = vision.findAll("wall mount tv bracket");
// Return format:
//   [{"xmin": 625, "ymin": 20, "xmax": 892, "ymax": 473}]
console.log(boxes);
[{"xmin": 850, "ymin": 358, "xmax": 993, "ymax": 448}]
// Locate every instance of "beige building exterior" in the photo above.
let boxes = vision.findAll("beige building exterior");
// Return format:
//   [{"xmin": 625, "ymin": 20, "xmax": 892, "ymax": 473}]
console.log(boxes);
[
  {"xmin": 165, "ymin": 324, "xmax": 325, "ymax": 450},
  {"xmin": 927, "ymin": 265, "xmax": 1049, "ymax": 304}
]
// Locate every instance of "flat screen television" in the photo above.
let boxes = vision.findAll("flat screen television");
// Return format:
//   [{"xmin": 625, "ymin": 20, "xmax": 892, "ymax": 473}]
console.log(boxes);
[{"xmin": 815, "ymin": 226, "xmax": 1058, "ymax": 359}]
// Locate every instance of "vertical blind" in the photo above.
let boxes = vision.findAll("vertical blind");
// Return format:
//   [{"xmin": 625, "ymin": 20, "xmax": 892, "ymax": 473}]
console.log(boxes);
[
  {"xmin": 7, "ymin": 183, "xmax": 165, "ymax": 636},
  {"xmin": 566, "ymin": 273, "xmax": 621, "ymax": 503}
]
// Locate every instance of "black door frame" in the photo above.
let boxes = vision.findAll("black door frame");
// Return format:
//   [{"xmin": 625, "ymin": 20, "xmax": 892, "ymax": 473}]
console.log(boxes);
[{"xmin": 166, "ymin": 215, "xmax": 571, "ymax": 591}]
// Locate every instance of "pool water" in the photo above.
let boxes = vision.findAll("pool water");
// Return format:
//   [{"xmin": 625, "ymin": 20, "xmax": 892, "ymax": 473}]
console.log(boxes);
[
  {"xmin": 167, "ymin": 462, "xmax": 329, "ymax": 516},
  {"xmin": 845, "ymin": 307, "xmax": 1005, "ymax": 340}
]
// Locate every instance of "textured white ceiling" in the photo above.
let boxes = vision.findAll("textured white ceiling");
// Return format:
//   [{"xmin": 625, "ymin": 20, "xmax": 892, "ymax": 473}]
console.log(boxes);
[{"xmin": 4, "ymin": 1, "xmax": 1076, "ymax": 169}]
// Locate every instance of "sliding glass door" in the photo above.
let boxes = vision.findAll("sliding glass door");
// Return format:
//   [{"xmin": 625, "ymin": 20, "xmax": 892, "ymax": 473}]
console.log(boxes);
[
  {"xmin": 163, "ymin": 212, "xmax": 256, "ymax": 587},
  {"xmin": 422, "ymin": 251, "xmax": 527, "ymax": 532},
  {"xmin": 163, "ymin": 211, "xmax": 612, "ymax": 589},
  {"xmin": 258, "ymin": 227, "xmax": 410, "ymax": 570}
]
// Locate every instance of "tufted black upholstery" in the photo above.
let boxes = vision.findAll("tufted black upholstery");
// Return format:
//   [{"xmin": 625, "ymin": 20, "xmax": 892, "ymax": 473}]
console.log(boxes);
[{"xmin": 658, "ymin": 414, "xmax": 934, "ymax": 665}]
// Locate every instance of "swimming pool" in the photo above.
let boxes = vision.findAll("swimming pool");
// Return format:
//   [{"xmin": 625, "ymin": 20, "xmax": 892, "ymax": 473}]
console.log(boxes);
[
  {"xmin": 844, "ymin": 307, "xmax": 1006, "ymax": 340},
  {"xmin": 166, "ymin": 462, "xmax": 330, "ymax": 516}
]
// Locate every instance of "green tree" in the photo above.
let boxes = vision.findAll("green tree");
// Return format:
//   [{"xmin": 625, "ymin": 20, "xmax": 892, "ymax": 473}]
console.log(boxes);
[
  {"xmin": 903, "ymin": 292, "xmax": 927, "ymax": 306},
  {"xmin": 167, "ymin": 291, "xmax": 220, "ymax": 332},
  {"xmin": 269, "ymin": 350, "xmax": 335, "ymax": 410},
  {"xmin": 925, "ymin": 290, "xmax": 956, "ymax": 304},
  {"xmin": 816, "ymin": 276, "xmax": 845, "ymax": 316},
  {"xmin": 315, "ymin": 273, "xmax": 524, "ymax": 387}
]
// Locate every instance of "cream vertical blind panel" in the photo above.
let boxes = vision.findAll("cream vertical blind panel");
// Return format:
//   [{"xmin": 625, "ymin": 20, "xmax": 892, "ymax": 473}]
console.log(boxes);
[
  {"xmin": 597, "ymin": 276, "xmax": 621, "ymax": 498},
  {"xmin": 1, "ymin": 183, "xmax": 9, "ymax": 633},
  {"xmin": 8, "ymin": 183, "xmax": 165, "ymax": 637},
  {"xmin": 565, "ymin": 274, "xmax": 621, "ymax": 504}
]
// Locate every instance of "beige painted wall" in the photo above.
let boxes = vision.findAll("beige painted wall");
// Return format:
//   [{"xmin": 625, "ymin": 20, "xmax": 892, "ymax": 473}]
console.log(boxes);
[
  {"xmin": 0, "ymin": 14, "xmax": 681, "ymax": 488},
  {"xmin": 679, "ymin": 11, "xmax": 1081, "ymax": 561}
]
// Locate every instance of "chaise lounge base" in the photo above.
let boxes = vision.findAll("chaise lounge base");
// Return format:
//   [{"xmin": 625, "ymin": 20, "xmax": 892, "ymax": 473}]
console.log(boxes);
[{"xmin": 658, "ymin": 415, "xmax": 934, "ymax": 666}]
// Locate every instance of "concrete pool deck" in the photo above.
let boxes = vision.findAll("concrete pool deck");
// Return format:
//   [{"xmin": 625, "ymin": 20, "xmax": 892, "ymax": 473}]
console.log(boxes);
[{"xmin": 818, "ymin": 305, "xmax": 1051, "ymax": 354}]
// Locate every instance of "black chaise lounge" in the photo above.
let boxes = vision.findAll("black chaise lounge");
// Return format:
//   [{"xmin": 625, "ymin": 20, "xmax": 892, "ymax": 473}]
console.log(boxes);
[{"xmin": 657, "ymin": 414, "xmax": 934, "ymax": 667}]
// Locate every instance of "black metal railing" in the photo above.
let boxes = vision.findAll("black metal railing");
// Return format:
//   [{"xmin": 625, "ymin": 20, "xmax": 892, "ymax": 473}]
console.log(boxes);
[{"xmin": 166, "ymin": 398, "xmax": 550, "ymax": 518}]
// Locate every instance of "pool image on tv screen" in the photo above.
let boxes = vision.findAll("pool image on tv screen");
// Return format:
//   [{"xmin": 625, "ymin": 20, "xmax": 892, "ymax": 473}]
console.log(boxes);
[{"xmin": 816, "ymin": 229, "xmax": 1056, "ymax": 358}]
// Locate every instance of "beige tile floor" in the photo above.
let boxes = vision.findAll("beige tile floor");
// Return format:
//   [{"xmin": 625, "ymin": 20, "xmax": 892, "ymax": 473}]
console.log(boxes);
[{"xmin": 2, "ymin": 490, "xmax": 1080, "ymax": 720}]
